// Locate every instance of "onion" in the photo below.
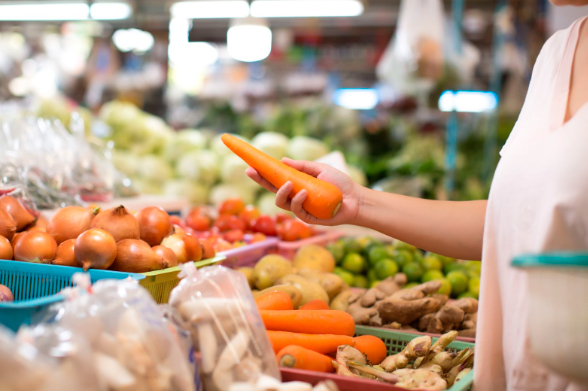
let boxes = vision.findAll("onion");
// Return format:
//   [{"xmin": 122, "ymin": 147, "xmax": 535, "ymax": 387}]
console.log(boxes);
[
  {"xmin": 52, "ymin": 239, "xmax": 77, "ymax": 267},
  {"xmin": 0, "ymin": 284, "xmax": 13, "ymax": 302},
  {"xmin": 111, "ymin": 239, "xmax": 167, "ymax": 273},
  {"xmin": 0, "ymin": 196, "xmax": 35, "ymax": 231},
  {"xmin": 75, "ymin": 229, "xmax": 117, "ymax": 271},
  {"xmin": 200, "ymin": 239, "xmax": 216, "ymax": 260},
  {"xmin": 13, "ymin": 232, "xmax": 57, "ymax": 263},
  {"xmin": 152, "ymin": 245, "xmax": 178, "ymax": 268},
  {"xmin": 91, "ymin": 205, "xmax": 139, "ymax": 242},
  {"xmin": 0, "ymin": 235, "xmax": 13, "ymax": 260},
  {"xmin": 161, "ymin": 232, "xmax": 202, "ymax": 264},
  {"xmin": 48, "ymin": 206, "xmax": 98, "ymax": 244},
  {"xmin": 25, "ymin": 215, "xmax": 48, "ymax": 232},
  {"xmin": 11, "ymin": 232, "xmax": 25, "ymax": 247},
  {"xmin": 135, "ymin": 207, "xmax": 172, "ymax": 246},
  {"xmin": 0, "ymin": 210, "xmax": 16, "ymax": 240}
]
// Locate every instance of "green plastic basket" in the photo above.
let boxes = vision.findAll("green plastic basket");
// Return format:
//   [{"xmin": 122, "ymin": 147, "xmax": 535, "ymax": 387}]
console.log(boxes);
[
  {"xmin": 139, "ymin": 255, "xmax": 225, "ymax": 303},
  {"xmin": 355, "ymin": 326, "xmax": 475, "ymax": 391}
]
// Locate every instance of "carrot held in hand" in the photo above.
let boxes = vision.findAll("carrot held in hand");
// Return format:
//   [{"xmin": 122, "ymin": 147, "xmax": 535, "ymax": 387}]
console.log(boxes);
[
  {"xmin": 277, "ymin": 345, "xmax": 335, "ymax": 373},
  {"xmin": 268, "ymin": 330, "xmax": 354, "ymax": 354},
  {"xmin": 255, "ymin": 290, "xmax": 293, "ymax": 311},
  {"xmin": 260, "ymin": 309, "xmax": 355, "ymax": 336},
  {"xmin": 221, "ymin": 134, "xmax": 343, "ymax": 220},
  {"xmin": 353, "ymin": 335, "xmax": 388, "ymax": 365},
  {"xmin": 299, "ymin": 299, "xmax": 330, "ymax": 310}
]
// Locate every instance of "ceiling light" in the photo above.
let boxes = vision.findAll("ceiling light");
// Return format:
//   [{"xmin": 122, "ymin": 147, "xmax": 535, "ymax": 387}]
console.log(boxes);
[
  {"xmin": 333, "ymin": 88, "xmax": 378, "ymax": 110},
  {"xmin": 112, "ymin": 29, "xmax": 154, "ymax": 54},
  {"xmin": 170, "ymin": 1, "xmax": 249, "ymax": 19},
  {"xmin": 438, "ymin": 90, "xmax": 498, "ymax": 113},
  {"xmin": 0, "ymin": 3, "xmax": 89, "ymax": 21},
  {"xmin": 90, "ymin": 2, "xmax": 132, "ymax": 20},
  {"xmin": 250, "ymin": 0, "xmax": 363, "ymax": 18},
  {"xmin": 227, "ymin": 18, "xmax": 272, "ymax": 62}
]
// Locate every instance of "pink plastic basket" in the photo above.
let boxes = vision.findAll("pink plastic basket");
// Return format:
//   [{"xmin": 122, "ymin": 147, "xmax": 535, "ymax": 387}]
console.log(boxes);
[
  {"xmin": 277, "ymin": 230, "xmax": 344, "ymax": 259},
  {"xmin": 219, "ymin": 235, "xmax": 279, "ymax": 268}
]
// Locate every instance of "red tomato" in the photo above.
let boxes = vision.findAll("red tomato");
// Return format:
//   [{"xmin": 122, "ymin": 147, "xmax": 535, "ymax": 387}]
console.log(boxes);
[
  {"xmin": 185, "ymin": 211, "xmax": 211, "ymax": 231},
  {"xmin": 218, "ymin": 198, "xmax": 246, "ymax": 216},
  {"xmin": 169, "ymin": 215, "xmax": 184, "ymax": 228},
  {"xmin": 279, "ymin": 220, "xmax": 313, "ymax": 241},
  {"xmin": 223, "ymin": 229, "xmax": 244, "ymax": 243},
  {"xmin": 275, "ymin": 213, "xmax": 293, "ymax": 224},
  {"xmin": 214, "ymin": 215, "xmax": 246, "ymax": 232},
  {"xmin": 250, "ymin": 215, "xmax": 277, "ymax": 236},
  {"xmin": 239, "ymin": 205, "xmax": 261, "ymax": 229},
  {"xmin": 250, "ymin": 233, "xmax": 267, "ymax": 243}
]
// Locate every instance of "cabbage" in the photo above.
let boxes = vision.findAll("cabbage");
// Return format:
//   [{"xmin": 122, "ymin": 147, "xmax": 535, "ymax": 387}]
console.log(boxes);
[
  {"xmin": 348, "ymin": 165, "xmax": 368, "ymax": 187},
  {"xmin": 287, "ymin": 136, "xmax": 329, "ymax": 161},
  {"xmin": 220, "ymin": 154, "xmax": 251, "ymax": 184},
  {"xmin": 210, "ymin": 133, "xmax": 249, "ymax": 159},
  {"xmin": 138, "ymin": 155, "xmax": 174, "ymax": 183},
  {"xmin": 252, "ymin": 132, "xmax": 289, "ymax": 159},
  {"xmin": 210, "ymin": 184, "xmax": 256, "ymax": 206},
  {"xmin": 175, "ymin": 150, "xmax": 219, "ymax": 185},
  {"xmin": 257, "ymin": 191, "xmax": 284, "ymax": 216},
  {"xmin": 164, "ymin": 180, "xmax": 210, "ymax": 205},
  {"xmin": 132, "ymin": 178, "xmax": 163, "ymax": 195},
  {"xmin": 111, "ymin": 150, "xmax": 141, "ymax": 177},
  {"xmin": 163, "ymin": 129, "xmax": 208, "ymax": 163}
]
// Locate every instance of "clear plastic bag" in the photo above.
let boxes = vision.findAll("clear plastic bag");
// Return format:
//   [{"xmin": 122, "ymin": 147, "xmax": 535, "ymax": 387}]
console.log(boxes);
[{"xmin": 170, "ymin": 264, "xmax": 281, "ymax": 391}]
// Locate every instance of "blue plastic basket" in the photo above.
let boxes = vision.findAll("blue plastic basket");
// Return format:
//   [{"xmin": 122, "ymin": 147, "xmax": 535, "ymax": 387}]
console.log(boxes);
[{"xmin": 0, "ymin": 259, "xmax": 144, "ymax": 331}]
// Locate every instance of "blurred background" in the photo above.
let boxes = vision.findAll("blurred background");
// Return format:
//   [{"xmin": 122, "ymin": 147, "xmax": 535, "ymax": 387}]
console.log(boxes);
[{"xmin": 1, "ymin": 0, "xmax": 587, "ymax": 211}]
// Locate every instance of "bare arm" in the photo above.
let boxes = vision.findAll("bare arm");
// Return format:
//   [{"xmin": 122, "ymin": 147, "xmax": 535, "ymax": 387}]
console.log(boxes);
[{"xmin": 247, "ymin": 158, "xmax": 486, "ymax": 260}]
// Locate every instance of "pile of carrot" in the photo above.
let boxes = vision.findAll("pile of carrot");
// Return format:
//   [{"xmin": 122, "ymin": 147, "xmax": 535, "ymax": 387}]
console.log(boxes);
[{"xmin": 254, "ymin": 290, "xmax": 388, "ymax": 373}]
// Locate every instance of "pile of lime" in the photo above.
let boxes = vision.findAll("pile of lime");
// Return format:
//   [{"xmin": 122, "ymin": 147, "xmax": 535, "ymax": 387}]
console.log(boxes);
[{"xmin": 326, "ymin": 236, "xmax": 480, "ymax": 299}]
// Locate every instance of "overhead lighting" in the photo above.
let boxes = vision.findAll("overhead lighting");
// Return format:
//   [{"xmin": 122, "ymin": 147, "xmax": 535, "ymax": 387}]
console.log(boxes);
[
  {"xmin": 438, "ymin": 90, "xmax": 498, "ymax": 113},
  {"xmin": 251, "ymin": 0, "xmax": 363, "ymax": 18},
  {"xmin": 0, "ymin": 3, "xmax": 89, "ymax": 21},
  {"xmin": 227, "ymin": 18, "xmax": 272, "ymax": 62},
  {"xmin": 112, "ymin": 29, "xmax": 154, "ymax": 54},
  {"xmin": 333, "ymin": 88, "xmax": 379, "ymax": 110},
  {"xmin": 170, "ymin": 1, "xmax": 249, "ymax": 18},
  {"xmin": 90, "ymin": 2, "xmax": 132, "ymax": 20}
]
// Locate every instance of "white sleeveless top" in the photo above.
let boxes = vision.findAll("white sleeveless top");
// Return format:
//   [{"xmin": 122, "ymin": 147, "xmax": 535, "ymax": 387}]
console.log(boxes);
[{"xmin": 474, "ymin": 17, "xmax": 588, "ymax": 391}]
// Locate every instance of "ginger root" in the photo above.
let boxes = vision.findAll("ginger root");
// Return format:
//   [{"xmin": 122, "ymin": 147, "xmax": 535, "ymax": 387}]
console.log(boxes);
[
  {"xmin": 393, "ymin": 368, "xmax": 448, "ymax": 391},
  {"xmin": 378, "ymin": 281, "xmax": 445, "ymax": 324}
]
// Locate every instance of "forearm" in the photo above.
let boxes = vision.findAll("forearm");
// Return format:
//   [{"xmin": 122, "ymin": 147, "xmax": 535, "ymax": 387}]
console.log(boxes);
[{"xmin": 355, "ymin": 188, "xmax": 487, "ymax": 260}]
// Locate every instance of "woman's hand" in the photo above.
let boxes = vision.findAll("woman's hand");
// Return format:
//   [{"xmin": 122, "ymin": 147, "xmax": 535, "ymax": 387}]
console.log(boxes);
[{"xmin": 245, "ymin": 157, "xmax": 363, "ymax": 226}]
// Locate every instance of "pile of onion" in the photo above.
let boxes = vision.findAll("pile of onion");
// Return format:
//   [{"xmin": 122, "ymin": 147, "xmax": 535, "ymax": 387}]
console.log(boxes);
[
  {"xmin": 24, "ymin": 215, "xmax": 48, "ymax": 232},
  {"xmin": 161, "ymin": 232, "xmax": 202, "ymax": 264},
  {"xmin": 52, "ymin": 239, "xmax": 77, "ymax": 267},
  {"xmin": 48, "ymin": 206, "xmax": 98, "ymax": 244},
  {"xmin": 91, "ymin": 206, "xmax": 139, "ymax": 242},
  {"xmin": 135, "ymin": 207, "xmax": 172, "ymax": 246},
  {"xmin": 152, "ymin": 245, "xmax": 178, "ymax": 268},
  {"xmin": 0, "ymin": 195, "xmax": 36, "ymax": 231},
  {"xmin": 0, "ymin": 210, "xmax": 16, "ymax": 241},
  {"xmin": 0, "ymin": 235, "xmax": 13, "ymax": 260},
  {"xmin": 75, "ymin": 228, "xmax": 117, "ymax": 271},
  {"xmin": 13, "ymin": 232, "xmax": 57, "ymax": 263},
  {"xmin": 110, "ymin": 239, "xmax": 167, "ymax": 273}
]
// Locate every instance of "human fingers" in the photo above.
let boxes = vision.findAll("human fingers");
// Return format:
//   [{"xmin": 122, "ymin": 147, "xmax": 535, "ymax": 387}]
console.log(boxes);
[
  {"xmin": 281, "ymin": 158, "xmax": 332, "ymax": 178},
  {"xmin": 274, "ymin": 181, "xmax": 293, "ymax": 211},
  {"xmin": 246, "ymin": 168, "xmax": 278, "ymax": 193}
]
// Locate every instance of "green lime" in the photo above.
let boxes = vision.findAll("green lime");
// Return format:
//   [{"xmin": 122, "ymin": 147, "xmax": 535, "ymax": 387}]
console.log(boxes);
[
  {"xmin": 342, "ymin": 253, "xmax": 366, "ymax": 274},
  {"xmin": 344, "ymin": 239, "xmax": 363, "ymax": 254},
  {"xmin": 447, "ymin": 271, "xmax": 469, "ymax": 297},
  {"xmin": 326, "ymin": 242, "xmax": 345, "ymax": 264},
  {"xmin": 333, "ymin": 267, "xmax": 355, "ymax": 287},
  {"xmin": 402, "ymin": 262, "xmax": 424, "ymax": 283},
  {"xmin": 395, "ymin": 241, "xmax": 417, "ymax": 252},
  {"xmin": 468, "ymin": 276, "xmax": 480, "ymax": 297},
  {"xmin": 354, "ymin": 275, "xmax": 369, "ymax": 289},
  {"xmin": 393, "ymin": 250, "xmax": 414, "ymax": 269},
  {"xmin": 413, "ymin": 250, "xmax": 424, "ymax": 264},
  {"xmin": 444, "ymin": 262, "xmax": 467, "ymax": 275},
  {"xmin": 403, "ymin": 282, "xmax": 420, "ymax": 290},
  {"xmin": 458, "ymin": 291, "xmax": 478, "ymax": 299},
  {"xmin": 422, "ymin": 256, "xmax": 443, "ymax": 271},
  {"xmin": 370, "ymin": 280, "xmax": 382, "ymax": 289},
  {"xmin": 368, "ymin": 246, "xmax": 389, "ymax": 266},
  {"xmin": 367, "ymin": 268, "xmax": 378, "ymax": 282},
  {"xmin": 374, "ymin": 259, "xmax": 399, "ymax": 280},
  {"xmin": 436, "ymin": 278, "xmax": 452, "ymax": 296},
  {"xmin": 422, "ymin": 269, "xmax": 444, "ymax": 282},
  {"xmin": 437, "ymin": 254, "xmax": 457, "ymax": 266},
  {"xmin": 465, "ymin": 261, "xmax": 481, "ymax": 276},
  {"xmin": 384, "ymin": 244, "xmax": 396, "ymax": 258}
]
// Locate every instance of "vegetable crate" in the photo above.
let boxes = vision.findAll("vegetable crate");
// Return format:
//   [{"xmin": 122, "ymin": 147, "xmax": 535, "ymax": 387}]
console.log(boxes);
[
  {"xmin": 281, "ymin": 326, "xmax": 475, "ymax": 391},
  {"xmin": 139, "ymin": 255, "xmax": 225, "ymax": 304},
  {"xmin": 219, "ymin": 236, "xmax": 279, "ymax": 268},
  {"xmin": 277, "ymin": 230, "xmax": 344, "ymax": 259},
  {"xmin": 0, "ymin": 260, "xmax": 144, "ymax": 332}
]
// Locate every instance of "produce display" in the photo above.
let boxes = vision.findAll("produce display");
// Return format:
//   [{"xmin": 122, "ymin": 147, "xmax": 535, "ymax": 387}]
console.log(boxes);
[
  {"xmin": 327, "ymin": 237, "xmax": 480, "ymax": 300},
  {"xmin": 0, "ymin": 194, "xmax": 215, "ymax": 273}
]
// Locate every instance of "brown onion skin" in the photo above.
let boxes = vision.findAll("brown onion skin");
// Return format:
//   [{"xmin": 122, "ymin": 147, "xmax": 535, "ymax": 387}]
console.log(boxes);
[
  {"xmin": 152, "ymin": 245, "xmax": 178, "ymax": 268},
  {"xmin": 0, "ymin": 284, "xmax": 13, "ymax": 302},
  {"xmin": 91, "ymin": 205, "xmax": 139, "ymax": 242},
  {"xmin": 183, "ymin": 233, "xmax": 203, "ymax": 262},
  {"xmin": 111, "ymin": 239, "xmax": 166, "ymax": 273},
  {"xmin": 0, "ymin": 235, "xmax": 13, "ymax": 260},
  {"xmin": 0, "ymin": 210, "xmax": 16, "ymax": 241},
  {"xmin": 136, "ymin": 207, "xmax": 172, "ymax": 246},
  {"xmin": 52, "ymin": 239, "xmax": 77, "ymax": 267},
  {"xmin": 48, "ymin": 207, "xmax": 97, "ymax": 244},
  {"xmin": 200, "ymin": 239, "xmax": 216, "ymax": 260},
  {"xmin": 11, "ymin": 232, "xmax": 25, "ymax": 248},
  {"xmin": 75, "ymin": 229, "xmax": 117, "ymax": 271},
  {"xmin": 24, "ymin": 215, "xmax": 48, "ymax": 232},
  {"xmin": 0, "ymin": 196, "xmax": 36, "ymax": 231},
  {"xmin": 14, "ymin": 232, "xmax": 57, "ymax": 263}
]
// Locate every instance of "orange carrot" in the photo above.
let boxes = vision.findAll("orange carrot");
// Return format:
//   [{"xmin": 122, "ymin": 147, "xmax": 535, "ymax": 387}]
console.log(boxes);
[
  {"xmin": 260, "ymin": 310, "xmax": 355, "ymax": 336},
  {"xmin": 352, "ymin": 335, "xmax": 388, "ymax": 365},
  {"xmin": 299, "ymin": 299, "xmax": 330, "ymax": 311},
  {"xmin": 268, "ymin": 330, "xmax": 354, "ymax": 354},
  {"xmin": 255, "ymin": 291, "xmax": 293, "ymax": 311},
  {"xmin": 277, "ymin": 345, "xmax": 335, "ymax": 372},
  {"xmin": 221, "ymin": 134, "xmax": 343, "ymax": 220}
]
